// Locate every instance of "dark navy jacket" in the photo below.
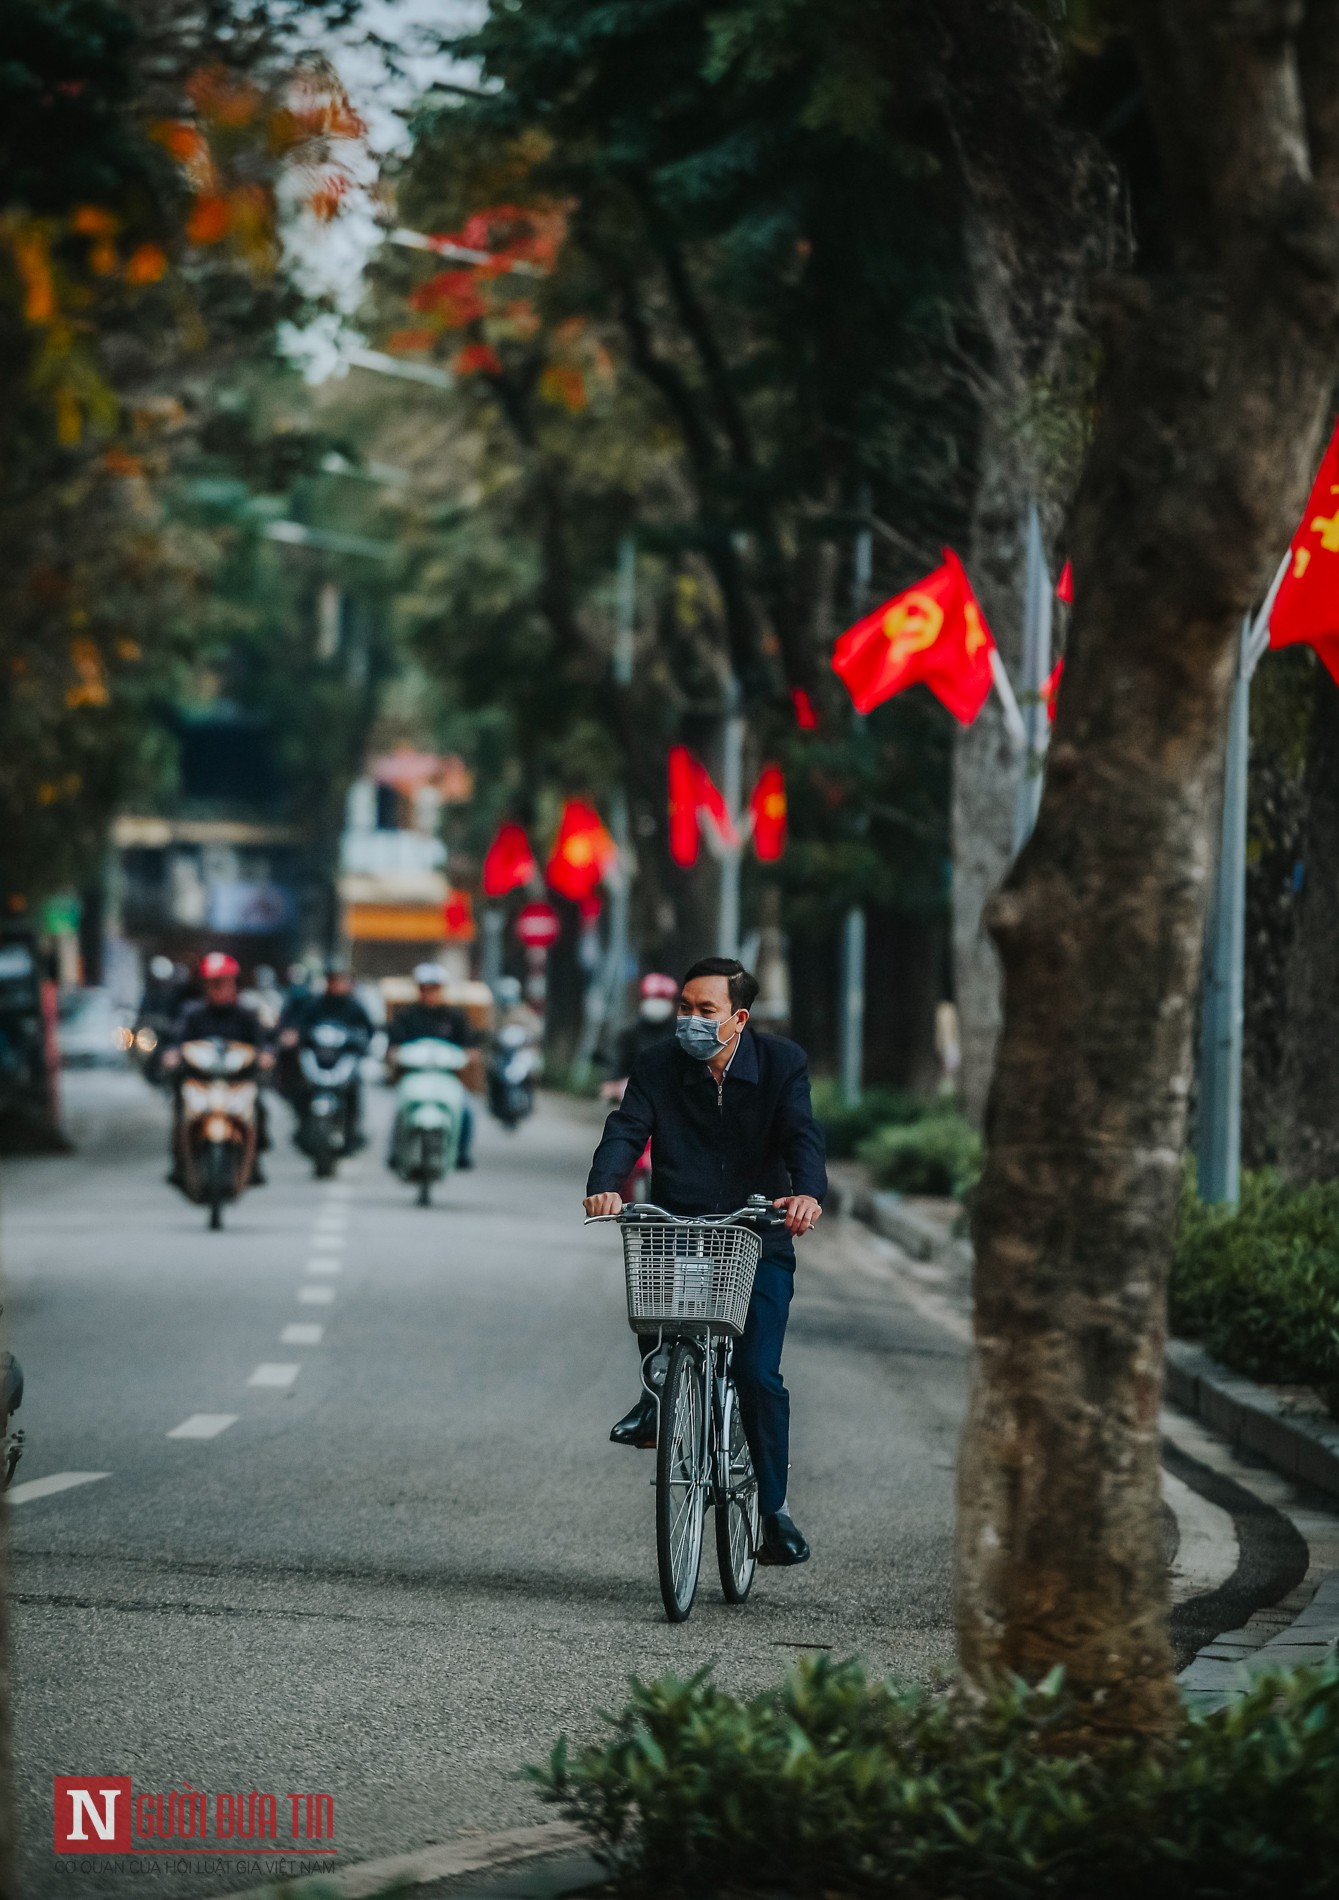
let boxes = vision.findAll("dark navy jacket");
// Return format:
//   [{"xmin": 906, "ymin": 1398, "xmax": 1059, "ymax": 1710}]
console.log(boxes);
[{"xmin": 586, "ymin": 1028, "xmax": 827, "ymax": 1264}]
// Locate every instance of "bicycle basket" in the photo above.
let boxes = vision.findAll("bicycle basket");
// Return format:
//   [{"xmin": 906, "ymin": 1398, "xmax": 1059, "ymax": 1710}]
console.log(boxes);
[{"xmin": 621, "ymin": 1219, "xmax": 762, "ymax": 1336}]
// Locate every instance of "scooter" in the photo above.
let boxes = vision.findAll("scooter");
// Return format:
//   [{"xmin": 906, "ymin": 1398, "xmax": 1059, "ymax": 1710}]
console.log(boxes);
[
  {"xmin": 390, "ymin": 1038, "xmax": 469, "ymax": 1206},
  {"xmin": 600, "ymin": 1075, "xmax": 652, "ymax": 1201},
  {"xmin": 0, "ymin": 1335, "xmax": 24, "ymax": 1489},
  {"xmin": 175, "ymin": 1037, "xmax": 260, "ymax": 1229},
  {"xmin": 294, "ymin": 1020, "xmax": 367, "ymax": 1178},
  {"xmin": 486, "ymin": 1024, "xmax": 539, "ymax": 1130}
]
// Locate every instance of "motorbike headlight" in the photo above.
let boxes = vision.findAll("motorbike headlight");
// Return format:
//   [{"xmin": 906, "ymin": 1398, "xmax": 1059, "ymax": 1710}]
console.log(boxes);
[{"xmin": 135, "ymin": 1026, "xmax": 158, "ymax": 1053}]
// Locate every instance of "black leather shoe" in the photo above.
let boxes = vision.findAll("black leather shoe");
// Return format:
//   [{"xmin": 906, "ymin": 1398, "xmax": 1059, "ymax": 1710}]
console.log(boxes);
[
  {"xmin": 758, "ymin": 1511, "xmax": 810, "ymax": 1566},
  {"xmin": 609, "ymin": 1393, "xmax": 657, "ymax": 1449},
  {"xmin": 457, "ymin": 1153, "xmax": 475, "ymax": 1171}
]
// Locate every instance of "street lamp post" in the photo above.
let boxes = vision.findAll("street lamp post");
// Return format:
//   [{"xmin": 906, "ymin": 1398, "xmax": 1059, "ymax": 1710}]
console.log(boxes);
[{"xmin": 839, "ymin": 510, "xmax": 873, "ymax": 1107}]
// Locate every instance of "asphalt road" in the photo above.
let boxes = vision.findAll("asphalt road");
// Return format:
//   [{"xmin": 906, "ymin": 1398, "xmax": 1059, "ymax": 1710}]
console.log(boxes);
[{"xmin": 2, "ymin": 1068, "xmax": 965, "ymax": 1898}]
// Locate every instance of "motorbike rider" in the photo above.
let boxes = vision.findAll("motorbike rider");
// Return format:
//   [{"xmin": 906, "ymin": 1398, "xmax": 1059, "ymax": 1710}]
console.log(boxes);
[
  {"xmin": 583, "ymin": 956, "xmax": 826, "ymax": 1569},
  {"xmin": 492, "ymin": 975, "xmax": 542, "ymax": 1039},
  {"xmin": 605, "ymin": 972, "xmax": 678, "ymax": 1092},
  {"xmin": 279, "ymin": 963, "xmax": 374, "ymax": 1149},
  {"xmin": 162, "ymin": 952, "xmax": 274, "ymax": 1184},
  {"xmin": 386, "ymin": 962, "xmax": 476, "ymax": 1169}
]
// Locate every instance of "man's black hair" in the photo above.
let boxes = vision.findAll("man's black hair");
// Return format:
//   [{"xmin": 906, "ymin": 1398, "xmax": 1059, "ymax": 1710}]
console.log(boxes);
[{"xmin": 681, "ymin": 957, "xmax": 759, "ymax": 1015}]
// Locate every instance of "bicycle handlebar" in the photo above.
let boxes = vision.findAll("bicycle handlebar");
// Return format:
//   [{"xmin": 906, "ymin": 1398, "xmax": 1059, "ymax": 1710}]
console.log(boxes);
[{"xmin": 584, "ymin": 1199, "xmax": 787, "ymax": 1230}]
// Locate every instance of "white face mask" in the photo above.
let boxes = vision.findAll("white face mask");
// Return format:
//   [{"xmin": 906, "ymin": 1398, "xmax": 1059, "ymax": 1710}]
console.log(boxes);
[{"xmin": 640, "ymin": 997, "xmax": 674, "ymax": 1023}]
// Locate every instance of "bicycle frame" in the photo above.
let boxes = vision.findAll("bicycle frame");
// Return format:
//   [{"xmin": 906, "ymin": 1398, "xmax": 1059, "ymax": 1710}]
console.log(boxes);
[{"xmin": 637, "ymin": 1328, "xmax": 744, "ymax": 1518}]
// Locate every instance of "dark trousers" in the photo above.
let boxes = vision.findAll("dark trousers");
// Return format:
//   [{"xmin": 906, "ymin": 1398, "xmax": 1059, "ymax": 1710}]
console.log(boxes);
[{"xmin": 636, "ymin": 1253, "xmax": 795, "ymax": 1518}]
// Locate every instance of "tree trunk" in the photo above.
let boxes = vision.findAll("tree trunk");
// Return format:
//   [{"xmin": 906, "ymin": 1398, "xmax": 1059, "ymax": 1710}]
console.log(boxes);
[
  {"xmin": 954, "ymin": 0, "xmax": 1339, "ymax": 1739},
  {"xmin": 1277, "ymin": 665, "xmax": 1339, "ymax": 1179}
]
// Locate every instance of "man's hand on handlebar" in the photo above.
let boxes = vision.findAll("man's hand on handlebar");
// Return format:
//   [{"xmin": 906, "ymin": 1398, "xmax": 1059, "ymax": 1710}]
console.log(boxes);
[
  {"xmin": 774, "ymin": 1194, "xmax": 822, "ymax": 1237},
  {"xmin": 584, "ymin": 1191, "xmax": 624, "ymax": 1218}
]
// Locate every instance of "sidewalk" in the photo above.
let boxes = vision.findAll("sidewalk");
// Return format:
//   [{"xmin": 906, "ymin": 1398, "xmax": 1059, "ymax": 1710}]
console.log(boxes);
[{"xmin": 829, "ymin": 1170, "xmax": 1339, "ymax": 1708}]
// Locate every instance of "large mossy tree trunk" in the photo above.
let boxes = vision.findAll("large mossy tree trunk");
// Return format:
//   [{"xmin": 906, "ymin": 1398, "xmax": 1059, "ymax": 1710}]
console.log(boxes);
[{"xmin": 954, "ymin": 0, "xmax": 1339, "ymax": 1739}]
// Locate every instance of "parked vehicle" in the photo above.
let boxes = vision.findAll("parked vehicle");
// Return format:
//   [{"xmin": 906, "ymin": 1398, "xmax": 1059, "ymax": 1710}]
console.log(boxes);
[
  {"xmin": 294, "ymin": 1019, "xmax": 367, "ymax": 1177},
  {"xmin": 389, "ymin": 1037, "xmax": 469, "ymax": 1205},
  {"xmin": 486, "ymin": 1023, "xmax": 539, "ymax": 1129},
  {"xmin": 0, "ymin": 1343, "xmax": 24, "ymax": 1489},
  {"xmin": 174, "ymin": 1038, "xmax": 261, "ymax": 1229},
  {"xmin": 57, "ymin": 988, "xmax": 132, "ymax": 1069}
]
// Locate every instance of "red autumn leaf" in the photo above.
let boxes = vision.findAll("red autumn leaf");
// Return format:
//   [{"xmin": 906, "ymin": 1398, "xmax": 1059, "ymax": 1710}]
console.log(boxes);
[{"xmin": 186, "ymin": 194, "xmax": 232, "ymax": 244}]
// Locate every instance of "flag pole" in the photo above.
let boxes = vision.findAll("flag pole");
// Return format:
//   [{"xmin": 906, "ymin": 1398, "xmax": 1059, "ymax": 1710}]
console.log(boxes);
[
  {"xmin": 989, "ymin": 649, "xmax": 1027, "ymax": 750},
  {"xmin": 717, "ymin": 687, "xmax": 745, "ymax": 959},
  {"xmin": 840, "ymin": 501, "xmax": 873, "ymax": 1107},
  {"xmin": 1012, "ymin": 501, "xmax": 1053, "ymax": 854},
  {"xmin": 1197, "ymin": 616, "xmax": 1252, "ymax": 1206}
]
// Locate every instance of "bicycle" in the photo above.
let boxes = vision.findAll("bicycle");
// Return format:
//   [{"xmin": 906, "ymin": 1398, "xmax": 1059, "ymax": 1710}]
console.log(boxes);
[{"xmin": 587, "ymin": 1194, "xmax": 783, "ymax": 1622}]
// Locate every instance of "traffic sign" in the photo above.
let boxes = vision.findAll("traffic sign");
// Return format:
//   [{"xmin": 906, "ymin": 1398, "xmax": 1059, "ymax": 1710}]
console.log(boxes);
[{"xmin": 515, "ymin": 900, "xmax": 561, "ymax": 949}]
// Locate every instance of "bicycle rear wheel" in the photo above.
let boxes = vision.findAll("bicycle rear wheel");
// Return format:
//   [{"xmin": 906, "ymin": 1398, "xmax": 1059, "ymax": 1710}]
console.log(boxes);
[
  {"xmin": 715, "ymin": 1377, "xmax": 759, "ymax": 1602},
  {"xmin": 656, "ymin": 1340, "xmax": 707, "ymax": 1622}
]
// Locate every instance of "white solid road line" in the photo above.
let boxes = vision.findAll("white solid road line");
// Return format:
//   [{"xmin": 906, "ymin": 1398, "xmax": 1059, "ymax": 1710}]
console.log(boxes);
[
  {"xmin": 282, "ymin": 1323, "xmax": 324, "ymax": 1346},
  {"xmin": 8, "ymin": 1471, "xmax": 110, "ymax": 1506},
  {"xmin": 305, "ymin": 1257, "xmax": 341, "ymax": 1275},
  {"xmin": 167, "ymin": 1414, "xmax": 239, "ymax": 1440},
  {"xmin": 247, "ymin": 1363, "xmax": 301, "ymax": 1388},
  {"xmin": 299, "ymin": 1285, "xmax": 335, "ymax": 1304},
  {"xmin": 1161, "ymin": 1466, "xmax": 1240, "ymax": 1602}
]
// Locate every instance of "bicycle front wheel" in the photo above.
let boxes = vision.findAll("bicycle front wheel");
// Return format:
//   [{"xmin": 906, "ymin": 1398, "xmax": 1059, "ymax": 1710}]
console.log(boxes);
[
  {"xmin": 656, "ymin": 1340, "xmax": 707, "ymax": 1622},
  {"xmin": 715, "ymin": 1377, "xmax": 759, "ymax": 1603}
]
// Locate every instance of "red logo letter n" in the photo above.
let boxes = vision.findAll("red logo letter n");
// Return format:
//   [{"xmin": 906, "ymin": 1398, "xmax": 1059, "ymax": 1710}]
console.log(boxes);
[{"xmin": 54, "ymin": 1778, "xmax": 131, "ymax": 1853}]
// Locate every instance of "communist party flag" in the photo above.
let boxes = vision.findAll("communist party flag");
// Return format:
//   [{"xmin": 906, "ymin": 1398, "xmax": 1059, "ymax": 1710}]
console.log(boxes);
[
  {"xmin": 481, "ymin": 821, "xmax": 537, "ymax": 898},
  {"xmin": 667, "ymin": 746, "xmax": 739, "ymax": 866},
  {"xmin": 546, "ymin": 799, "xmax": 616, "ymax": 901},
  {"xmin": 1270, "ymin": 425, "xmax": 1339, "ymax": 682},
  {"xmin": 831, "ymin": 548, "xmax": 995, "ymax": 723},
  {"xmin": 749, "ymin": 764, "xmax": 787, "ymax": 861}
]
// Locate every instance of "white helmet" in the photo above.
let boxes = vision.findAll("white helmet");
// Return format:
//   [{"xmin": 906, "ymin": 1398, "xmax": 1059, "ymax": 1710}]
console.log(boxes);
[{"xmin": 413, "ymin": 961, "xmax": 447, "ymax": 987}]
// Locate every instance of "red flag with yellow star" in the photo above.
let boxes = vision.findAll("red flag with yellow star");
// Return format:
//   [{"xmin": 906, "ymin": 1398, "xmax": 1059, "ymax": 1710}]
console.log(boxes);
[
  {"xmin": 749, "ymin": 765, "xmax": 787, "ymax": 861},
  {"xmin": 831, "ymin": 548, "xmax": 995, "ymax": 723},
  {"xmin": 1270, "ymin": 425, "xmax": 1339, "ymax": 682},
  {"xmin": 546, "ymin": 800, "xmax": 616, "ymax": 902}
]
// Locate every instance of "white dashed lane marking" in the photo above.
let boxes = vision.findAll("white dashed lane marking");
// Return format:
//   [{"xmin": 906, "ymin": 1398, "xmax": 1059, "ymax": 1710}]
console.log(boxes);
[
  {"xmin": 299, "ymin": 1286, "xmax": 335, "ymax": 1305},
  {"xmin": 8, "ymin": 1471, "xmax": 110, "ymax": 1505},
  {"xmin": 305, "ymin": 1258, "xmax": 341, "ymax": 1276},
  {"xmin": 167, "ymin": 1414, "xmax": 238, "ymax": 1440},
  {"xmin": 247, "ymin": 1363, "xmax": 300, "ymax": 1389},
  {"xmin": 282, "ymin": 1323, "xmax": 324, "ymax": 1346}
]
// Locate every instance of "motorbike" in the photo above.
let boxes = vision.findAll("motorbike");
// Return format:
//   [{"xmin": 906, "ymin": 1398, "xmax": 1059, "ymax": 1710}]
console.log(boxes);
[
  {"xmin": 175, "ymin": 1037, "xmax": 260, "ymax": 1229},
  {"xmin": 294, "ymin": 1020, "xmax": 367, "ymax": 1177},
  {"xmin": 600, "ymin": 1076, "xmax": 652, "ymax": 1202},
  {"xmin": 390, "ymin": 1037, "xmax": 469, "ymax": 1205},
  {"xmin": 486, "ymin": 1024, "xmax": 539, "ymax": 1130},
  {"xmin": 0, "ymin": 1340, "xmax": 23, "ymax": 1489}
]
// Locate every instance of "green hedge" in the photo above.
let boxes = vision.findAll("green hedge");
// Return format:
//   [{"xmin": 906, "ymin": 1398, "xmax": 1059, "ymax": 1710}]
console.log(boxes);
[
  {"xmin": 532, "ymin": 1657, "xmax": 1339, "ymax": 1898},
  {"xmin": 1172, "ymin": 1171, "xmax": 1339, "ymax": 1412},
  {"xmin": 810, "ymin": 1079, "xmax": 931, "ymax": 1159},
  {"xmin": 858, "ymin": 1112, "xmax": 982, "ymax": 1198}
]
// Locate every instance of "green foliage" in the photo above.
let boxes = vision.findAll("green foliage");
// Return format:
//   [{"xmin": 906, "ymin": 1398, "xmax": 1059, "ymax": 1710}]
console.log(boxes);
[
  {"xmin": 1172, "ymin": 1171, "xmax": 1339, "ymax": 1411},
  {"xmin": 810, "ymin": 1077, "xmax": 929, "ymax": 1159},
  {"xmin": 531, "ymin": 1655, "xmax": 1339, "ymax": 1898},
  {"xmin": 859, "ymin": 1111, "xmax": 981, "ymax": 1198}
]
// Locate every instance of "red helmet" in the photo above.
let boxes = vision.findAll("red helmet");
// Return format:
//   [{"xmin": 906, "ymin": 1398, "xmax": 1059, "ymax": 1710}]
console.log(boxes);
[
  {"xmin": 200, "ymin": 952, "xmax": 240, "ymax": 981},
  {"xmin": 640, "ymin": 972, "xmax": 678, "ymax": 1000}
]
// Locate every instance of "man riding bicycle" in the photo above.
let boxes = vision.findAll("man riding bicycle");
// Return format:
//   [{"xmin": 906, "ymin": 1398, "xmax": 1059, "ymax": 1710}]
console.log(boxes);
[{"xmin": 584, "ymin": 956, "xmax": 826, "ymax": 1567}]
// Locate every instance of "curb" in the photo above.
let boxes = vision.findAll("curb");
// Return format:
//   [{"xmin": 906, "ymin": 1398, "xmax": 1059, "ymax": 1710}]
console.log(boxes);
[
  {"xmin": 836, "ymin": 1183, "xmax": 974, "ymax": 1274},
  {"xmin": 205, "ymin": 1822, "xmax": 592, "ymax": 1900},
  {"xmin": 1165, "ymin": 1339, "xmax": 1339, "ymax": 1507},
  {"xmin": 840, "ymin": 1180, "xmax": 1339, "ymax": 1511}
]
